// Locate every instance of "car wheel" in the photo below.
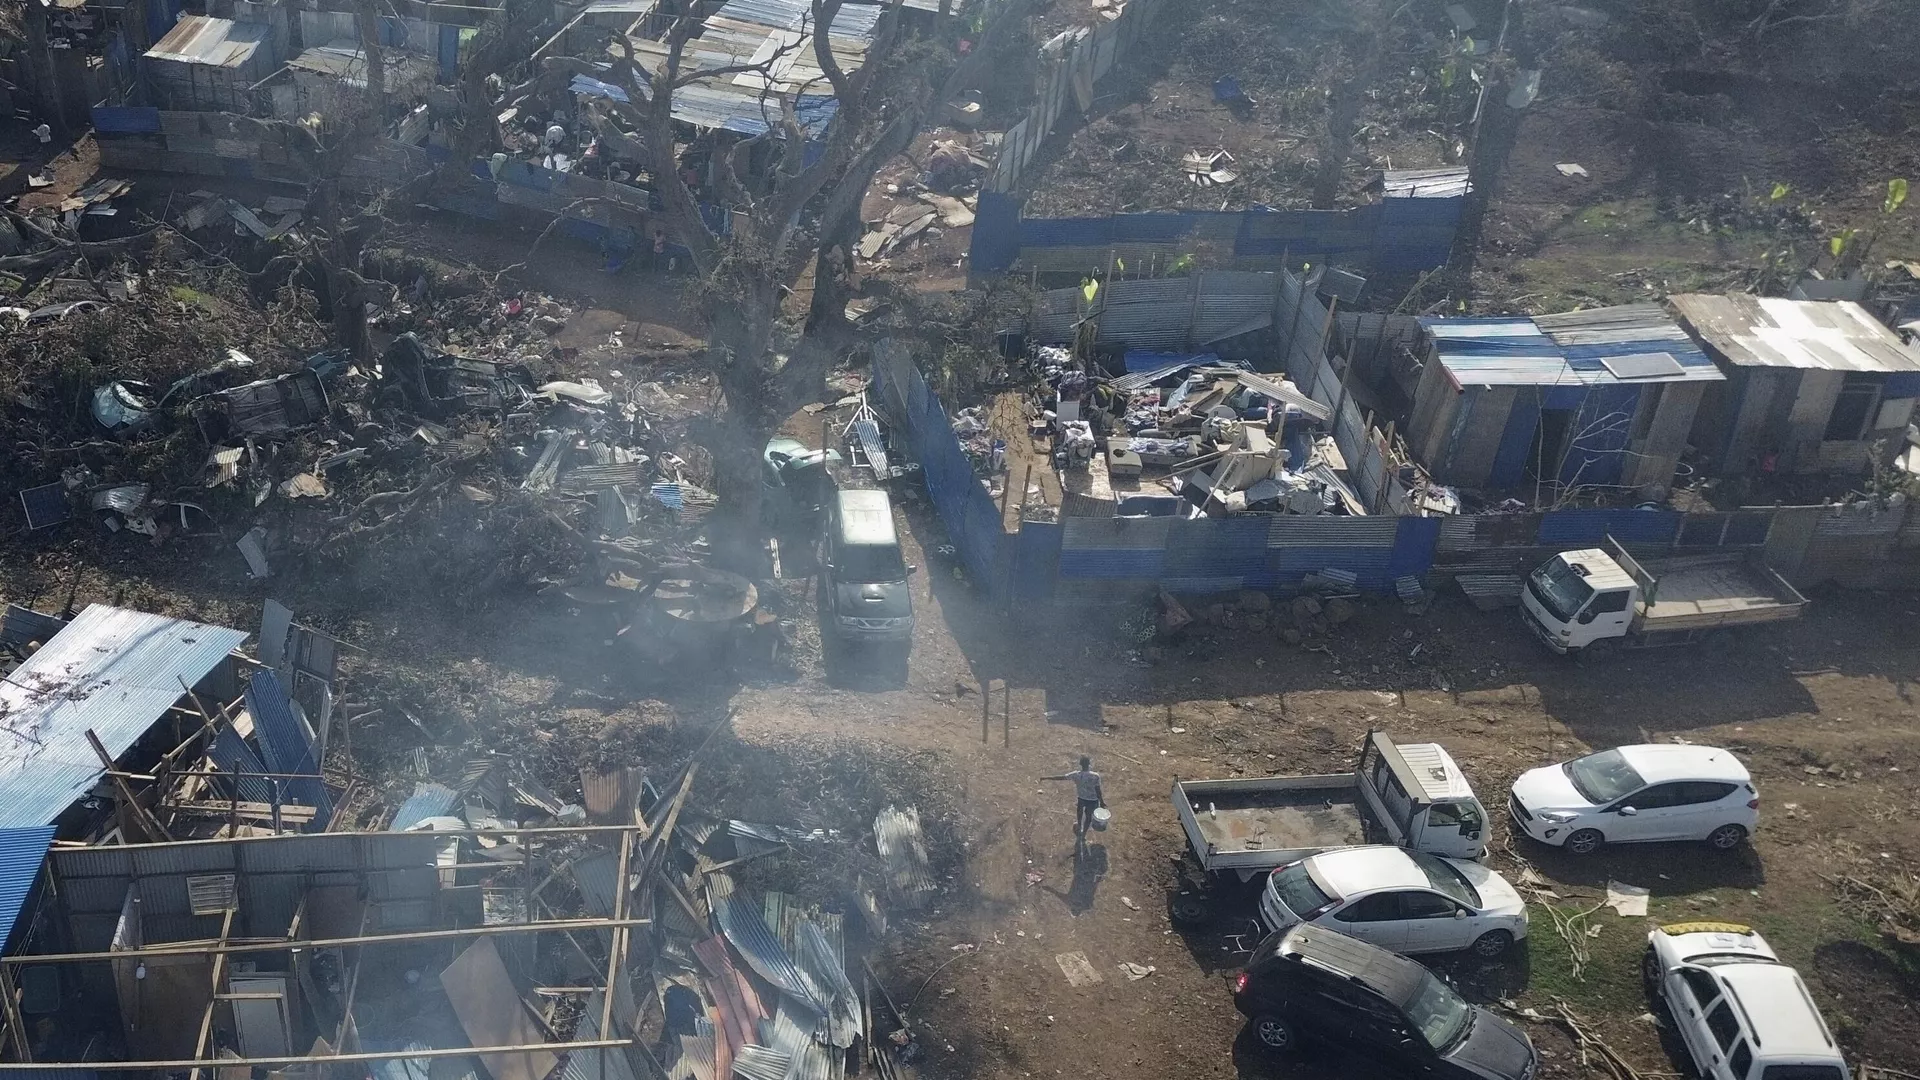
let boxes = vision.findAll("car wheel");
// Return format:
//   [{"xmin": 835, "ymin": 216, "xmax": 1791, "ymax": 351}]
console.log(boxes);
[
  {"xmin": 1249, "ymin": 1014, "xmax": 1298, "ymax": 1055},
  {"xmin": 1471, "ymin": 930, "xmax": 1513, "ymax": 959},
  {"xmin": 1564, "ymin": 828, "xmax": 1604, "ymax": 855},
  {"xmin": 1706, "ymin": 823, "xmax": 1748, "ymax": 851},
  {"xmin": 1641, "ymin": 946, "xmax": 1664, "ymax": 998},
  {"xmin": 1169, "ymin": 894, "xmax": 1210, "ymax": 927},
  {"xmin": 1578, "ymin": 638, "xmax": 1616, "ymax": 663}
]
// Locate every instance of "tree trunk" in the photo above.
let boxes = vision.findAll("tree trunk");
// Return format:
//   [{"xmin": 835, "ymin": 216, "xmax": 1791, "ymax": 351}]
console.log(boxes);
[{"xmin": 1312, "ymin": 73, "xmax": 1365, "ymax": 210}]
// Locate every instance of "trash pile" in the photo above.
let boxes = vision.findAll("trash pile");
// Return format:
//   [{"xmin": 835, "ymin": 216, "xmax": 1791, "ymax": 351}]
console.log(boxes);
[
  {"xmin": 857, "ymin": 135, "xmax": 991, "ymax": 266},
  {"xmin": 1020, "ymin": 350, "xmax": 1373, "ymax": 517},
  {"xmin": 0, "ymin": 257, "xmax": 767, "ymax": 665},
  {"xmin": 377, "ymin": 756, "xmax": 948, "ymax": 1080}
]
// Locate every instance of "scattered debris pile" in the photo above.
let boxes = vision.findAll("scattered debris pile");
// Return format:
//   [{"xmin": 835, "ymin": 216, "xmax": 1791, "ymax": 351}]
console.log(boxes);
[{"xmin": 857, "ymin": 135, "xmax": 992, "ymax": 266}]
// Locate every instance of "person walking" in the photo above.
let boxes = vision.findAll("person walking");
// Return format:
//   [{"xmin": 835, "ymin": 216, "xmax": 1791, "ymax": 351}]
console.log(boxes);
[{"xmin": 1042, "ymin": 756, "xmax": 1104, "ymax": 847}]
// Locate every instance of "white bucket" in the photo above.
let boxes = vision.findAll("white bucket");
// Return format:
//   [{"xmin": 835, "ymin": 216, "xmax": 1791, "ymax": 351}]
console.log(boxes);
[{"xmin": 1090, "ymin": 807, "xmax": 1111, "ymax": 832}]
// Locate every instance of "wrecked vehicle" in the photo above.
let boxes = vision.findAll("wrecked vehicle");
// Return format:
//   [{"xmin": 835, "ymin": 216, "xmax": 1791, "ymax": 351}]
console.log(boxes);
[
  {"xmin": 380, "ymin": 333, "xmax": 535, "ymax": 418},
  {"xmin": 762, "ymin": 436, "xmax": 842, "ymax": 529}
]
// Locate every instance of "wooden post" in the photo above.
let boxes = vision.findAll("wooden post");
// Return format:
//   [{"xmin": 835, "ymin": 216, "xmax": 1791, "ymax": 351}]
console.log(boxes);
[
  {"xmin": 598, "ymin": 829, "xmax": 635, "ymax": 1055},
  {"xmin": 187, "ymin": 906, "xmax": 238, "ymax": 1080},
  {"xmin": 0, "ymin": 964, "xmax": 32, "ymax": 1063},
  {"xmin": 981, "ymin": 679, "xmax": 989, "ymax": 744},
  {"xmin": 1002, "ymin": 682, "xmax": 1010, "ymax": 748},
  {"xmin": 85, "ymin": 730, "xmax": 169, "ymax": 843}
]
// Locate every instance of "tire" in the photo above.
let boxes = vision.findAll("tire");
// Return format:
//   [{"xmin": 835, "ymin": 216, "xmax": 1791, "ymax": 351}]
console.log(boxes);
[
  {"xmin": 1249, "ymin": 1014, "xmax": 1299, "ymax": 1055},
  {"xmin": 1564, "ymin": 828, "xmax": 1605, "ymax": 855},
  {"xmin": 1578, "ymin": 638, "xmax": 1616, "ymax": 663},
  {"xmin": 1169, "ymin": 895, "xmax": 1211, "ymax": 927},
  {"xmin": 1706, "ymin": 823, "xmax": 1748, "ymax": 852},
  {"xmin": 1641, "ymin": 946, "xmax": 1664, "ymax": 999},
  {"xmin": 1471, "ymin": 930, "xmax": 1514, "ymax": 959}
]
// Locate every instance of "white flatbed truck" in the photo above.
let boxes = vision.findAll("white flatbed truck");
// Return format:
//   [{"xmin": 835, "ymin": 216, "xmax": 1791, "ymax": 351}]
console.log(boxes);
[
  {"xmin": 1522, "ymin": 536, "xmax": 1807, "ymax": 657},
  {"xmin": 1168, "ymin": 731, "xmax": 1488, "ymax": 925}
]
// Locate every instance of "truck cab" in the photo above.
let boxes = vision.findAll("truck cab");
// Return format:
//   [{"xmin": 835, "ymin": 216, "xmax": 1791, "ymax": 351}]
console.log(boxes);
[
  {"xmin": 1357, "ymin": 732, "xmax": 1488, "ymax": 860},
  {"xmin": 1522, "ymin": 548, "xmax": 1638, "ymax": 653}
]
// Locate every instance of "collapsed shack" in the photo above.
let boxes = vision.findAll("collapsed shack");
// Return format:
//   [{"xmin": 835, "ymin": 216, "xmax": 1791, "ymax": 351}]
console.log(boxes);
[
  {"xmin": 0, "ymin": 601, "xmax": 351, "ymax": 841},
  {"xmin": 0, "ymin": 747, "xmax": 946, "ymax": 1080}
]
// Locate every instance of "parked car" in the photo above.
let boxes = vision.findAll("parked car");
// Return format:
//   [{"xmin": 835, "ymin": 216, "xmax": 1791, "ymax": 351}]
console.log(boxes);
[
  {"xmin": 1233, "ymin": 923, "xmax": 1539, "ymax": 1080},
  {"xmin": 1508, "ymin": 745, "xmax": 1757, "ymax": 856},
  {"xmin": 1643, "ymin": 922, "xmax": 1846, "ymax": 1080},
  {"xmin": 1257, "ymin": 845, "xmax": 1527, "ymax": 958}
]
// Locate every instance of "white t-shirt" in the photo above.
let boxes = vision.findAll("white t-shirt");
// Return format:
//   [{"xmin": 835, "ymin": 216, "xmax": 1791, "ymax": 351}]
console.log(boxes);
[{"xmin": 1071, "ymin": 770, "xmax": 1102, "ymax": 802}]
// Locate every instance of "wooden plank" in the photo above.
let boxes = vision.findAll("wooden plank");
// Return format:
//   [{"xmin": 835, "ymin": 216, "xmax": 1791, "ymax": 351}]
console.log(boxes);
[{"xmin": 440, "ymin": 938, "xmax": 559, "ymax": 1080}]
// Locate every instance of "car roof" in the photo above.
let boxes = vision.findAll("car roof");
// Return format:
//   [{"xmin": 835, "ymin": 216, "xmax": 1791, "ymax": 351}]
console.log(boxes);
[
  {"xmin": 833, "ymin": 489, "xmax": 898, "ymax": 544},
  {"xmin": 1614, "ymin": 744, "xmax": 1750, "ymax": 785},
  {"xmin": 1277, "ymin": 924, "xmax": 1424, "ymax": 1005},
  {"xmin": 1715, "ymin": 965, "xmax": 1840, "ymax": 1061},
  {"xmin": 1307, "ymin": 846, "xmax": 1426, "ymax": 897}
]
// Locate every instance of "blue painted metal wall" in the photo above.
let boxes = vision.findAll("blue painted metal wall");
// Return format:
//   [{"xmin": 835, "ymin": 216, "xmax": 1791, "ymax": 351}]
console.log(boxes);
[
  {"xmin": 874, "ymin": 353, "xmax": 1007, "ymax": 589},
  {"xmin": 1535, "ymin": 508, "xmax": 1682, "ymax": 547},
  {"xmin": 0, "ymin": 827, "xmax": 54, "ymax": 952},
  {"xmin": 970, "ymin": 195, "xmax": 1462, "ymax": 275}
]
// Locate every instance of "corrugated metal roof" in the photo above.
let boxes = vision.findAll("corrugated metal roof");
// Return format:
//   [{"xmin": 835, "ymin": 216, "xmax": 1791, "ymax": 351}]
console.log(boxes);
[
  {"xmin": 730, "ymin": 1046, "xmax": 789, "ymax": 1080},
  {"xmin": 145, "ymin": 15, "xmax": 267, "ymax": 68},
  {"xmin": 793, "ymin": 920, "xmax": 859, "ymax": 1048},
  {"xmin": 0, "ymin": 604, "xmax": 247, "ymax": 829},
  {"xmin": 288, "ymin": 42, "xmax": 439, "ymax": 88},
  {"xmin": 1421, "ymin": 304, "xmax": 1724, "ymax": 387},
  {"xmin": 0, "ymin": 827, "xmax": 53, "ymax": 951},
  {"xmin": 708, "ymin": 873, "xmax": 812, "ymax": 999},
  {"xmin": 247, "ymin": 670, "xmax": 331, "ymax": 824},
  {"xmin": 1668, "ymin": 293, "xmax": 1920, "ymax": 373},
  {"xmin": 673, "ymin": 1034, "xmax": 716, "ymax": 1080},
  {"xmin": 390, "ymin": 783, "xmax": 461, "ymax": 832},
  {"xmin": 871, "ymin": 806, "xmax": 935, "ymax": 905},
  {"xmin": 209, "ymin": 725, "xmax": 276, "ymax": 805},
  {"xmin": 564, "ymin": 991, "xmax": 641, "ymax": 1080},
  {"xmin": 765, "ymin": 995, "xmax": 819, "ymax": 1062}
]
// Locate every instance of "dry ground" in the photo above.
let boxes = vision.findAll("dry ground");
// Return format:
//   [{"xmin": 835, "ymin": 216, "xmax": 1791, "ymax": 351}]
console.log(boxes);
[{"xmin": 9, "ymin": 466, "xmax": 1917, "ymax": 1080}]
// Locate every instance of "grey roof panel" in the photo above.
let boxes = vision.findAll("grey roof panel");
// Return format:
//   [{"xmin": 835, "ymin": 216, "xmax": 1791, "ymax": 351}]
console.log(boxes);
[
  {"xmin": 872, "ymin": 805, "xmax": 936, "ymax": 905},
  {"xmin": 0, "ymin": 605, "xmax": 248, "ymax": 828},
  {"xmin": 1669, "ymin": 293, "xmax": 1920, "ymax": 372},
  {"xmin": 390, "ymin": 783, "xmax": 461, "ymax": 832}
]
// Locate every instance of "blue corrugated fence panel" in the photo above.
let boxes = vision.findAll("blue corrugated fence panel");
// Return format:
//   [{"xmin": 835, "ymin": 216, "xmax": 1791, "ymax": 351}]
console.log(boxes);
[
  {"xmin": 1489, "ymin": 395, "xmax": 1539, "ymax": 489},
  {"xmin": 245, "ymin": 671, "xmax": 332, "ymax": 826},
  {"xmin": 1109, "ymin": 213, "xmax": 1200, "ymax": 243},
  {"xmin": 970, "ymin": 191, "xmax": 1022, "ymax": 273},
  {"xmin": 1012, "ymin": 522, "xmax": 1062, "ymax": 600},
  {"xmin": 1559, "ymin": 384, "xmax": 1640, "ymax": 487},
  {"xmin": 1387, "ymin": 517, "xmax": 1440, "ymax": 581},
  {"xmin": 1162, "ymin": 517, "xmax": 1272, "ymax": 583},
  {"xmin": 1268, "ymin": 545, "xmax": 1395, "ymax": 589},
  {"xmin": 91, "ymin": 106, "xmax": 162, "ymax": 134},
  {"xmin": 1536, "ymin": 509, "xmax": 1681, "ymax": 547},
  {"xmin": 1059, "ymin": 547, "xmax": 1166, "ymax": 579},
  {"xmin": 1019, "ymin": 216, "xmax": 1113, "ymax": 248},
  {"xmin": 0, "ymin": 826, "xmax": 54, "ymax": 951}
]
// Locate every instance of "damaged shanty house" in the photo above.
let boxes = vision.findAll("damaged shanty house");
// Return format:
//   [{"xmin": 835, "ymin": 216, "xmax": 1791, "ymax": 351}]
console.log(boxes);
[
  {"xmin": 1403, "ymin": 304, "xmax": 1725, "ymax": 497},
  {"xmin": 0, "ymin": 601, "xmax": 346, "ymax": 838},
  {"xmin": 1670, "ymin": 293, "xmax": 1920, "ymax": 477},
  {"xmin": 0, "ymin": 742, "xmax": 943, "ymax": 1080}
]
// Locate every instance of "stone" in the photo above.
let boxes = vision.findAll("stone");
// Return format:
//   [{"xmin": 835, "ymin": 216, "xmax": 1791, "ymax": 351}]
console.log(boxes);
[
  {"xmin": 1238, "ymin": 590, "xmax": 1271, "ymax": 613},
  {"xmin": 1326, "ymin": 597, "xmax": 1355, "ymax": 624}
]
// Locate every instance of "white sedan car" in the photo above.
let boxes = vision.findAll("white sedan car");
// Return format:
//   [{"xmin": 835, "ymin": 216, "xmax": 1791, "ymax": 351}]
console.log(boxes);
[
  {"xmin": 1508, "ymin": 745, "xmax": 1758, "ymax": 856},
  {"xmin": 1258, "ymin": 845, "xmax": 1528, "ymax": 958}
]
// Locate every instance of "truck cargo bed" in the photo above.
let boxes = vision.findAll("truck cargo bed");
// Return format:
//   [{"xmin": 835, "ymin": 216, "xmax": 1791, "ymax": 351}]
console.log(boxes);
[
  {"xmin": 1633, "ymin": 554, "xmax": 1807, "ymax": 631},
  {"xmin": 1174, "ymin": 775, "xmax": 1370, "ymax": 871}
]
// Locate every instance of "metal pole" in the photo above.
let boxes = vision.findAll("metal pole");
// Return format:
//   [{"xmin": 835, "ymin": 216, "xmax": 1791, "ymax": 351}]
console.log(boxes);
[
  {"xmin": 1, "ymin": 918, "xmax": 654, "ymax": 966},
  {"xmin": 0, "ymin": 1039, "xmax": 641, "ymax": 1071}
]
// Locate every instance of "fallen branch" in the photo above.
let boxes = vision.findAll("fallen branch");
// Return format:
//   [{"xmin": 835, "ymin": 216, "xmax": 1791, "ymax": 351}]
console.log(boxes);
[
  {"xmin": 0, "ymin": 227, "xmax": 168, "ymax": 274},
  {"xmin": 1546, "ymin": 999, "xmax": 1643, "ymax": 1080}
]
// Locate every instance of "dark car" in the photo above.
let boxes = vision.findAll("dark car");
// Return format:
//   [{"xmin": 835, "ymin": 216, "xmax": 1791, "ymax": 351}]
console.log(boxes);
[{"xmin": 1232, "ymin": 924, "xmax": 1537, "ymax": 1080}]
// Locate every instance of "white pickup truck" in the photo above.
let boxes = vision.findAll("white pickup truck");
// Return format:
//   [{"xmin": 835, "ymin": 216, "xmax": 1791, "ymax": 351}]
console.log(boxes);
[
  {"xmin": 1522, "ymin": 537, "xmax": 1807, "ymax": 657},
  {"xmin": 1168, "ymin": 731, "xmax": 1488, "ymax": 925}
]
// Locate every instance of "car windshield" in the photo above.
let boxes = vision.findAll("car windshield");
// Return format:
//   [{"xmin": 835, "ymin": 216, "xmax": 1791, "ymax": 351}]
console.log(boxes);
[
  {"xmin": 1403, "ymin": 972, "xmax": 1473, "ymax": 1052},
  {"xmin": 1269, "ymin": 863, "xmax": 1333, "ymax": 915},
  {"xmin": 1563, "ymin": 749, "xmax": 1646, "ymax": 804},
  {"xmin": 1406, "ymin": 851, "xmax": 1481, "ymax": 908},
  {"xmin": 1528, "ymin": 559, "xmax": 1595, "ymax": 622},
  {"xmin": 837, "ymin": 543, "xmax": 906, "ymax": 583}
]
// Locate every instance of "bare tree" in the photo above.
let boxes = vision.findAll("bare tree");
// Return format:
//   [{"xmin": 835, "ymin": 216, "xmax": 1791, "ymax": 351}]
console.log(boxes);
[{"xmin": 590, "ymin": 0, "xmax": 1011, "ymax": 533}]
